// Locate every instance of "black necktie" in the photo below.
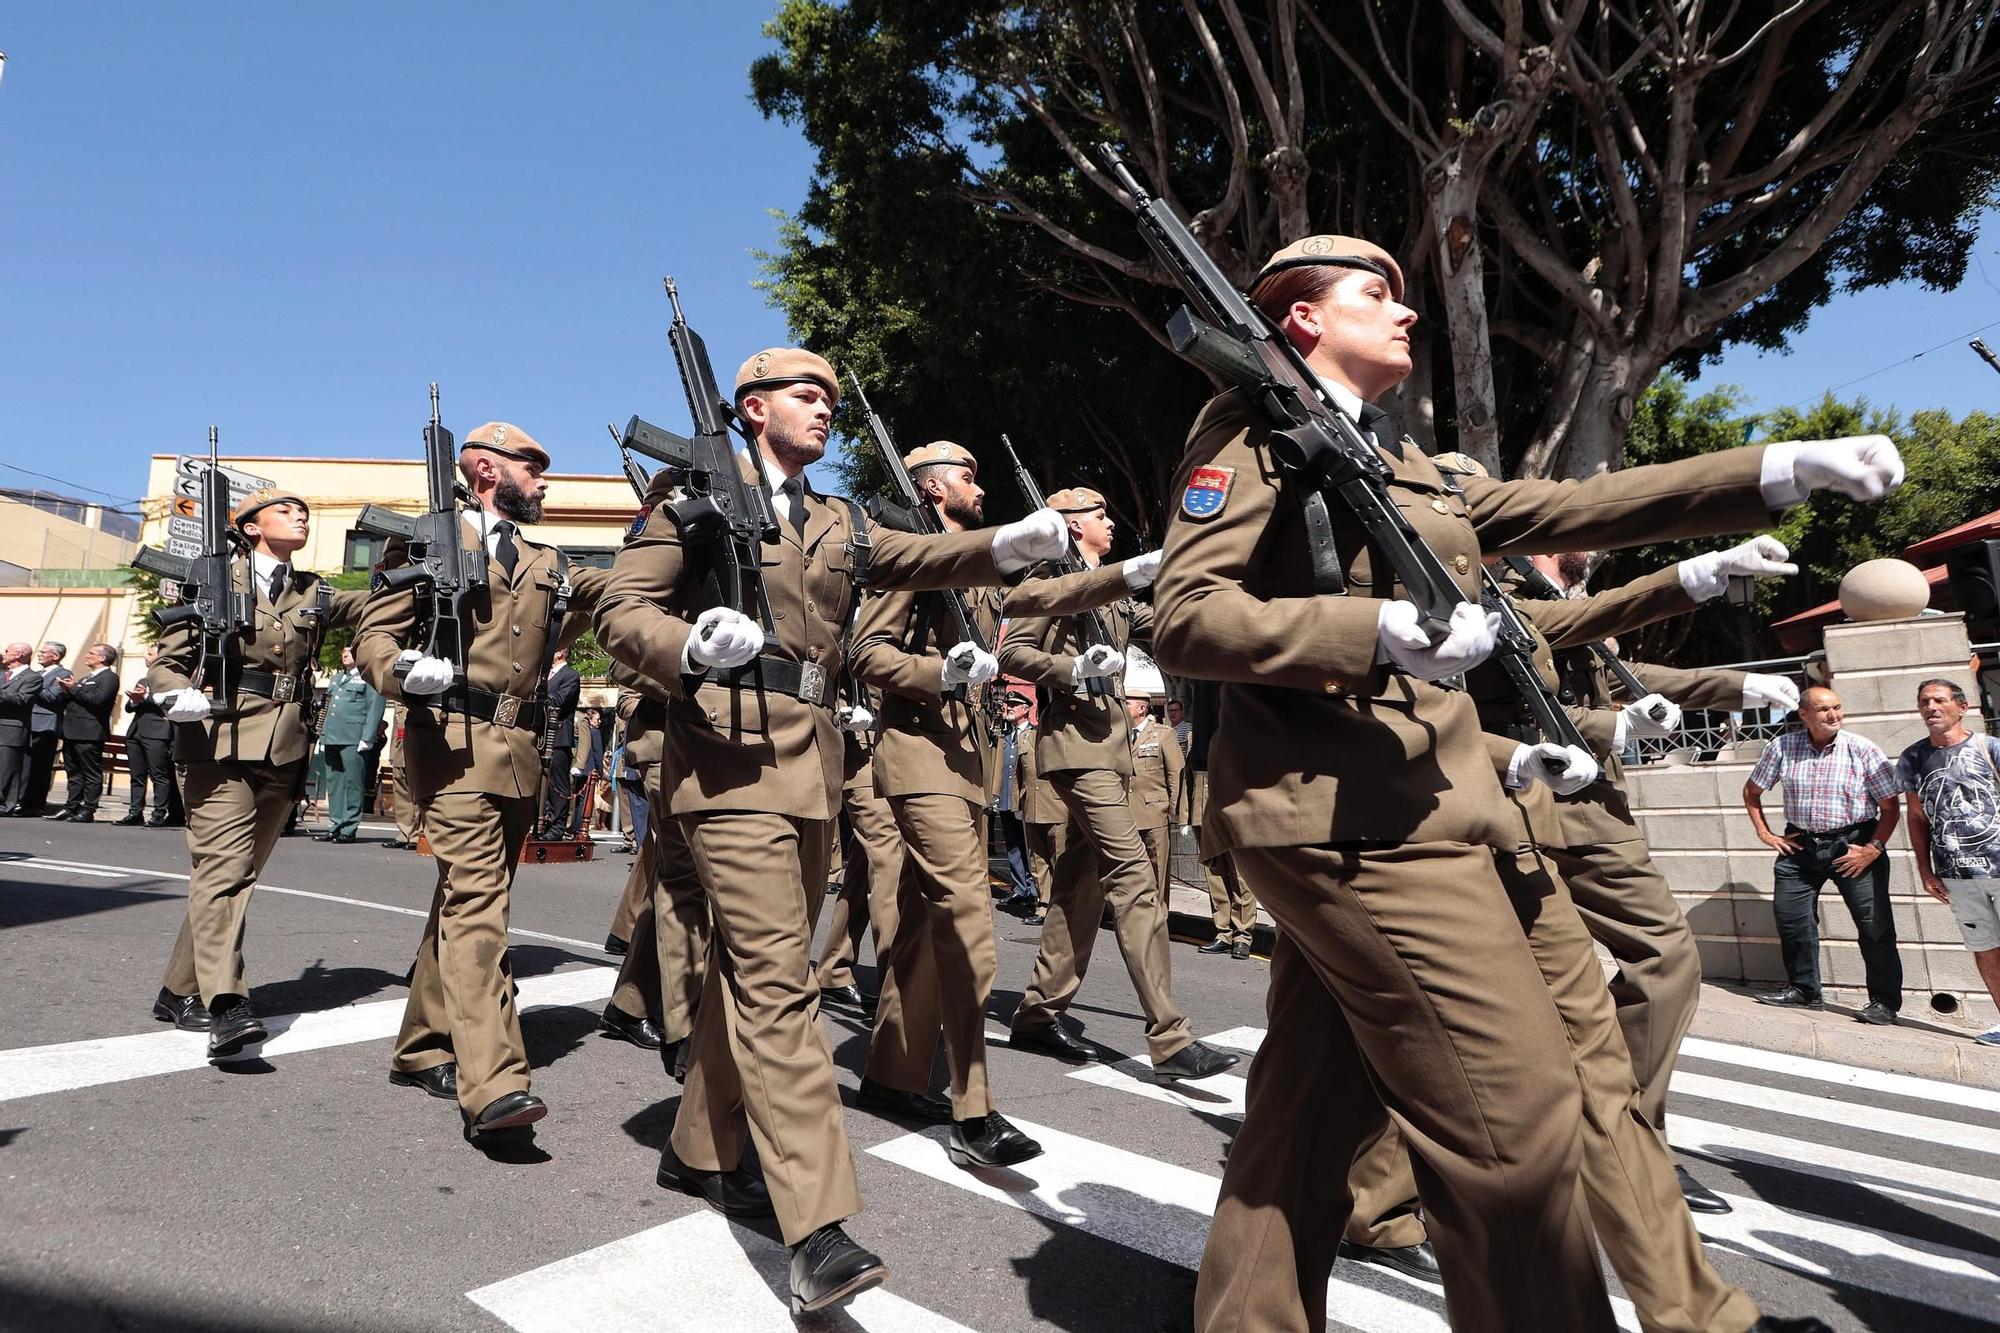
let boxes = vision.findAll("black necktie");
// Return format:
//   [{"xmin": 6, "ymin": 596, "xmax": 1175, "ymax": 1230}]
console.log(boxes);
[
  {"xmin": 494, "ymin": 520, "xmax": 519, "ymax": 579},
  {"xmin": 1357, "ymin": 404, "xmax": 1397, "ymax": 452},
  {"xmin": 780, "ymin": 476, "xmax": 806, "ymax": 535},
  {"xmin": 267, "ymin": 565, "xmax": 288, "ymax": 604}
]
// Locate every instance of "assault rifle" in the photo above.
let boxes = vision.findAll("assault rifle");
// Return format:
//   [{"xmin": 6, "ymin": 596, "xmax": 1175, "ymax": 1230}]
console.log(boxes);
[
  {"xmin": 131, "ymin": 426, "xmax": 254, "ymax": 716},
  {"xmin": 847, "ymin": 372, "xmax": 984, "ymax": 699},
  {"xmin": 612, "ymin": 422, "xmax": 652, "ymax": 500},
  {"xmin": 999, "ymin": 432, "xmax": 1117, "ymax": 699},
  {"xmin": 1477, "ymin": 568, "xmax": 1590, "ymax": 750},
  {"xmin": 1096, "ymin": 143, "xmax": 1580, "ymax": 743},
  {"xmin": 618, "ymin": 276, "xmax": 779, "ymax": 632},
  {"xmin": 1500, "ymin": 557, "xmax": 1668, "ymax": 723}
]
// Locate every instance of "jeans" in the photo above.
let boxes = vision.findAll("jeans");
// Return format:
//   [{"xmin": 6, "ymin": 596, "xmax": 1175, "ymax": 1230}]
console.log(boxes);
[
  {"xmin": 998, "ymin": 810, "xmax": 1035, "ymax": 899},
  {"xmin": 620, "ymin": 777, "xmax": 649, "ymax": 846},
  {"xmin": 1772, "ymin": 827, "xmax": 1902, "ymax": 1008}
]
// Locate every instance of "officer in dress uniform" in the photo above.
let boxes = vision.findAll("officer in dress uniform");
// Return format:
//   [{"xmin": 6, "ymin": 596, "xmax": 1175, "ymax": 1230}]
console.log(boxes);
[
  {"xmin": 593, "ymin": 347, "xmax": 1070, "ymax": 1315},
  {"xmin": 1123, "ymin": 688, "xmax": 1185, "ymax": 908},
  {"xmin": 353, "ymin": 421, "xmax": 609, "ymax": 1142},
  {"xmin": 1152, "ymin": 232, "xmax": 1899, "ymax": 1333},
  {"xmin": 1001, "ymin": 492, "xmax": 1238, "ymax": 1082},
  {"xmin": 315, "ymin": 645, "xmax": 386, "ymax": 843},
  {"xmin": 150, "ymin": 489, "xmax": 368, "ymax": 1055}
]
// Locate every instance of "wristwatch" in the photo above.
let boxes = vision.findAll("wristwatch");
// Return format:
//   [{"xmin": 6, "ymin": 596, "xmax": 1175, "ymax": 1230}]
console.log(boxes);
[{"xmin": 1868, "ymin": 838, "xmax": 1888, "ymax": 851}]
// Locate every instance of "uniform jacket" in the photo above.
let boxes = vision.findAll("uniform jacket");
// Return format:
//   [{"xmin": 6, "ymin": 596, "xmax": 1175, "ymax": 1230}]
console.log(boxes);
[
  {"xmin": 122, "ymin": 683, "xmax": 174, "ymax": 742},
  {"xmin": 320, "ymin": 668, "xmax": 386, "ymax": 748},
  {"xmin": 615, "ymin": 684, "xmax": 664, "ymax": 769},
  {"xmin": 1151, "ymin": 387, "xmax": 1775, "ymax": 855},
  {"xmin": 353, "ymin": 516, "xmax": 608, "ymax": 801},
  {"xmin": 33, "ymin": 665, "xmax": 71, "ymax": 734},
  {"xmin": 999, "ymin": 562, "xmax": 1150, "ymax": 778},
  {"xmin": 593, "ymin": 468, "xmax": 1005, "ymax": 822},
  {"xmin": 58, "ymin": 667, "xmax": 119, "ymax": 742},
  {"xmin": 0, "ymin": 665, "xmax": 42, "ymax": 745},
  {"xmin": 149, "ymin": 557, "xmax": 368, "ymax": 768},
  {"xmin": 1126, "ymin": 715, "xmax": 1186, "ymax": 831}
]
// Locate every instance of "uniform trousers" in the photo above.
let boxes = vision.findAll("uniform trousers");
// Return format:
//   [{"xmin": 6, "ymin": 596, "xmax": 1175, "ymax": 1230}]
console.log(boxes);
[
  {"xmin": 816, "ymin": 786, "xmax": 903, "ymax": 991},
  {"xmin": 1011, "ymin": 769, "xmax": 1191, "ymax": 1063},
  {"xmin": 608, "ymin": 832, "xmax": 651, "ymax": 947},
  {"xmin": 1205, "ymin": 849, "xmax": 1257, "ymax": 948},
  {"xmin": 1136, "ymin": 821, "xmax": 1172, "ymax": 901},
  {"xmin": 1196, "ymin": 840, "xmax": 1611, "ymax": 1333},
  {"xmin": 670, "ymin": 810, "xmax": 859, "ymax": 1245},
  {"xmin": 162, "ymin": 760, "xmax": 301, "ymax": 1003},
  {"xmin": 124, "ymin": 733, "xmax": 176, "ymax": 820},
  {"xmin": 1340, "ymin": 848, "xmax": 1760, "ymax": 1333},
  {"xmin": 610, "ymin": 800, "xmax": 709, "ymax": 1045},
  {"xmin": 866, "ymin": 794, "xmax": 998, "ymax": 1119},
  {"xmin": 1548, "ymin": 841, "xmax": 1703, "ymax": 1131},
  {"xmin": 1024, "ymin": 820, "xmax": 1059, "ymax": 910},
  {"xmin": 321, "ymin": 743, "xmax": 368, "ymax": 838},
  {"xmin": 392, "ymin": 790, "xmax": 537, "ymax": 1116}
]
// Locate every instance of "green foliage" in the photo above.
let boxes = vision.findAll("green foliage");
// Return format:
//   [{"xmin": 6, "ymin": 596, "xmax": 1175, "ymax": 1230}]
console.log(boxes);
[
  {"xmin": 567, "ymin": 629, "xmax": 611, "ymax": 682},
  {"xmin": 316, "ymin": 571, "xmax": 373, "ymax": 674}
]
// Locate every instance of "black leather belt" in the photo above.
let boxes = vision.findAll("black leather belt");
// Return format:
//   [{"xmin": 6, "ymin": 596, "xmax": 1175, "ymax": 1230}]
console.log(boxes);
[
  {"xmin": 424, "ymin": 687, "xmax": 547, "ymax": 732},
  {"xmin": 1786, "ymin": 819, "xmax": 1877, "ymax": 848},
  {"xmin": 235, "ymin": 668, "xmax": 309, "ymax": 704},
  {"xmin": 709, "ymin": 655, "xmax": 836, "ymax": 709}
]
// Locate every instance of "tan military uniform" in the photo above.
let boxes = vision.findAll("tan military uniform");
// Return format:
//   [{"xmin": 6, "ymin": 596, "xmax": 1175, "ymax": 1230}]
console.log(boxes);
[
  {"xmin": 1017, "ymin": 722, "xmax": 1059, "ymax": 911},
  {"xmin": 594, "ymin": 466, "xmax": 1005, "ymax": 1246},
  {"xmin": 389, "ymin": 705, "xmax": 422, "ymax": 845},
  {"xmin": 353, "ymin": 515, "xmax": 607, "ymax": 1117},
  {"xmin": 607, "ymin": 690, "xmax": 660, "ymax": 946},
  {"xmin": 155, "ymin": 558, "xmax": 366, "ymax": 1005},
  {"xmin": 1002, "ymin": 564, "xmax": 1194, "ymax": 1064},
  {"xmin": 1126, "ymin": 714, "xmax": 1185, "ymax": 900},
  {"xmin": 1188, "ymin": 768, "xmax": 1255, "ymax": 948},
  {"xmin": 608, "ymin": 688, "xmax": 711, "ymax": 1045},
  {"xmin": 1154, "ymin": 382, "xmax": 1776, "ymax": 1333},
  {"xmin": 815, "ymin": 732, "xmax": 904, "ymax": 993}
]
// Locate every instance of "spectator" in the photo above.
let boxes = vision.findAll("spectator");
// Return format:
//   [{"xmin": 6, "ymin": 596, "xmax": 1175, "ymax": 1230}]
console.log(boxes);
[
  {"xmin": 47, "ymin": 643, "xmax": 119, "ymax": 823},
  {"xmin": 1167, "ymin": 697, "xmax": 1190, "ymax": 755},
  {"xmin": 0, "ymin": 642, "xmax": 40, "ymax": 814},
  {"xmin": 1743, "ymin": 684, "xmax": 1903, "ymax": 1023},
  {"xmin": 989, "ymin": 692, "xmax": 1038, "ymax": 910},
  {"xmin": 1897, "ymin": 679, "xmax": 2000, "ymax": 1047},
  {"xmin": 539, "ymin": 647, "xmax": 581, "ymax": 838},
  {"xmin": 118, "ymin": 644, "xmax": 181, "ymax": 827},
  {"xmin": 612, "ymin": 732, "xmax": 647, "ymax": 855},
  {"xmin": 23, "ymin": 641, "xmax": 70, "ymax": 816}
]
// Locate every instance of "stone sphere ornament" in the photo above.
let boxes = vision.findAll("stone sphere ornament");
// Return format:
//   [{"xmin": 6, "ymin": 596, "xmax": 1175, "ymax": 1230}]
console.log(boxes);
[{"xmin": 1838, "ymin": 558, "xmax": 1932, "ymax": 621}]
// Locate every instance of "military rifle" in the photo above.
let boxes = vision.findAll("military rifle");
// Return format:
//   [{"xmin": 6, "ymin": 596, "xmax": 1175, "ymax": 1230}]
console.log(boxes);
[
  {"xmin": 1973, "ymin": 338, "xmax": 2000, "ymax": 378},
  {"xmin": 847, "ymin": 372, "xmax": 984, "ymax": 698},
  {"xmin": 1475, "ymin": 568, "xmax": 1591, "ymax": 750},
  {"xmin": 999, "ymin": 432, "xmax": 1117, "ymax": 699},
  {"xmin": 131, "ymin": 426, "xmax": 254, "ymax": 716},
  {"xmin": 612, "ymin": 422, "xmax": 652, "ymax": 500},
  {"xmin": 1500, "ymin": 557, "xmax": 1669, "ymax": 725}
]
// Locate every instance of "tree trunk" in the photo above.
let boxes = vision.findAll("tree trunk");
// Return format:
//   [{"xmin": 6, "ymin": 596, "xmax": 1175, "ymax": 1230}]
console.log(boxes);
[{"xmin": 1428, "ymin": 153, "xmax": 1502, "ymax": 473}]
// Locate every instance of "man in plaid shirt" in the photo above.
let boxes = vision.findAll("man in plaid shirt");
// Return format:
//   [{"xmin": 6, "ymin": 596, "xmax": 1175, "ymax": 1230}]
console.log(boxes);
[{"xmin": 1742, "ymin": 684, "xmax": 1904, "ymax": 1023}]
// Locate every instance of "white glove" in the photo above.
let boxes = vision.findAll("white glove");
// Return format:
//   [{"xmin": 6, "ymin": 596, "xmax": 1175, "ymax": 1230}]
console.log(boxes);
[
  {"xmin": 942, "ymin": 643, "xmax": 1000, "ymax": 688},
  {"xmin": 396, "ymin": 651, "xmax": 454, "ymax": 696},
  {"xmin": 1761, "ymin": 435, "xmax": 1905, "ymax": 507},
  {"xmin": 991, "ymin": 507, "xmax": 1070, "ymax": 574},
  {"xmin": 162, "ymin": 689, "xmax": 212, "ymax": 723},
  {"xmin": 1071, "ymin": 644, "xmax": 1125, "ymax": 683},
  {"xmin": 1615, "ymin": 693, "xmax": 1682, "ymax": 746},
  {"xmin": 1121, "ymin": 550, "xmax": 1163, "ymax": 590},
  {"xmin": 837, "ymin": 703, "xmax": 876, "ymax": 732},
  {"xmin": 1677, "ymin": 535, "xmax": 1799, "ymax": 602},
  {"xmin": 1375, "ymin": 600, "xmax": 1500, "ymax": 681},
  {"xmin": 1507, "ymin": 742, "xmax": 1602, "ymax": 795},
  {"xmin": 1741, "ymin": 672, "xmax": 1800, "ymax": 713},
  {"xmin": 683, "ymin": 607, "xmax": 764, "ymax": 672},
  {"xmin": 358, "ymin": 742, "xmax": 374, "ymax": 755}
]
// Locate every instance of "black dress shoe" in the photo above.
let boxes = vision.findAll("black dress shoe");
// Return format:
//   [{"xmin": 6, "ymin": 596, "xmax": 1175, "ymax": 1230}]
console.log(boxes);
[
  {"xmin": 1338, "ymin": 1239, "xmax": 1442, "ymax": 1284},
  {"xmin": 1197, "ymin": 937, "xmax": 1233, "ymax": 955},
  {"xmin": 1152, "ymin": 1039, "xmax": 1241, "ymax": 1083},
  {"xmin": 71, "ymin": 812, "xmax": 95, "ymax": 824},
  {"xmin": 947, "ymin": 1112, "xmax": 1043, "ymax": 1169},
  {"xmin": 1750, "ymin": 1318, "xmax": 1834, "ymax": 1333},
  {"xmin": 1753, "ymin": 985, "xmax": 1823, "ymax": 1009},
  {"xmin": 1855, "ymin": 1001, "xmax": 1897, "ymax": 1026},
  {"xmin": 463, "ymin": 1091, "xmax": 547, "ymax": 1140},
  {"xmin": 1675, "ymin": 1164, "xmax": 1732, "ymax": 1214},
  {"xmin": 146, "ymin": 814, "xmax": 172, "ymax": 828},
  {"xmin": 114, "ymin": 813, "xmax": 145, "ymax": 826},
  {"xmin": 821, "ymin": 982, "xmax": 866, "ymax": 1010},
  {"xmin": 151, "ymin": 988, "xmax": 211, "ymax": 1032},
  {"xmin": 1231, "ymin": 941, "xmax": 1252, "ymax": 960},
  {"xmin": 311, "ymin": 830, "xmax": 335, "ymax": 841},
  {"xmin": 598, "ymin": 1003, "xmax": 665, "ymax": 1050},
  {"xmin": 661, "ymin": 1037, "xmax": 689, "ymax": 1083},
  {"xmin": 1008, "ymin": 1022, "xmax": 1093, "ymax": 1063},
  {"xmin": 656, "ymin": 1141, "xmax": 775, "ymax": 1217},
  {"xmin": 389, "ymin": 1063, "xmax": 459, "ymax": 1100},
  {"xmin": 856, "ymin": 1078, "xmax": 954, "ymax": 1124},
  {"xmin": 46, "ymin": 808, "xmax": 75, "ymax": 821},
  {"xmin": 789, "ymin": 1223, "xmax": 887, "ymax": 1315},
  {"xmin": 207, "ymin": 997, "xmax": 268, "ymax": 1058},
  {"xmin": 603, "ymin": 932, "xmax": 630, "ymax": 957}
]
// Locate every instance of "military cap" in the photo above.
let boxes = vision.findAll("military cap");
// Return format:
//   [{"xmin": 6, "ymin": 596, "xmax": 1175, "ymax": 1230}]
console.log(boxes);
[
  {"xmin": 734, "ymin": 347, "xmax": 839, "ymax": 406},
  {"xmin": 233, "ymin": 488, "xmax": 309, "ymax": 529},
  {"xmin": 1046, "ymin": 486, "xmax": 1106, "ymax": 515},
  {"xmin": 1430, "ymin": 451, "xmax": 1490, "ymax": 480},
  {"xmin": 461, "ymin": 422, "xmax": 550, "ymax": 469},
  {"xmin": 1251, "ymin": 234, "xmax": 1404, "ymax": 302},
  {"xmin": 902, "ymin": 440, "xmax": 978, "ymax": 477}
]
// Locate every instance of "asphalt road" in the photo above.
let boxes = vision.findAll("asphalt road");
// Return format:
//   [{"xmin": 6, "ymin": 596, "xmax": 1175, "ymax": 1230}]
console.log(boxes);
[{"xmin": 1, "ymin": 818, "xmax": 1995, "ymax": 1333}]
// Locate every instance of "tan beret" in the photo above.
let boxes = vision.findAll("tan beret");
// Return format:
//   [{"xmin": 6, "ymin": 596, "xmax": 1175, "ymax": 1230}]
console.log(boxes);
[
  {"xmin": 1430, "ymin": 451, "xmax": 1490, "ymax": 480},
  {"xmin": 1251, "ymin": 234, "xmax": 1404, "ymax": 302},
  {"xmin": 461, "ymin": 422, "xmax": 550, "ymax": 469},
  {"xmin": 902, "ymin": 440, "xmax": 978, "ymax": 476},
  {"xmin": 1046, "ymin": 486, "xmax": 1107, "ymax": 514},
  {"xmin": 233, "ymin": 488, "xmax": 309, "ymax": 529},
  {"xmin": 734, "ymin": 347, "xmax": 839, "ymax": 406}
]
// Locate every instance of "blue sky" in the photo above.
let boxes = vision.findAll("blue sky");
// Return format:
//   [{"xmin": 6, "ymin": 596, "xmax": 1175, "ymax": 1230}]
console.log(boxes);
[{"xmin": 2, "ymin": 5, "xmax": 1996, "ymax": 520}]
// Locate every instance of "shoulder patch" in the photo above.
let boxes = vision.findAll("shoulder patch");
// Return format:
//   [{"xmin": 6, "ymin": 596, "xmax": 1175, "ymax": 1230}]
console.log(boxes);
[
  {"xmin": 1181, "ymin": 465, "xmax": 1234, "ymax": 520},
  {"xmin": 626, "ymin": 504, "xmax": 653, "ymax": 540},
  {"xmin": 369, "ymin": 562, "xmax": 388, "ymax": 592}
]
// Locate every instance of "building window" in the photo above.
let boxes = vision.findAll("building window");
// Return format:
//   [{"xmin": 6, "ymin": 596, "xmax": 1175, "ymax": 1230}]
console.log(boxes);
[
  {"xmin": 344, "ymin": 530, "xmax": 388, "ymax": 572},
  {"xmin": 566, "ymin": 547, "xmax": 618, "ymax": 571}
]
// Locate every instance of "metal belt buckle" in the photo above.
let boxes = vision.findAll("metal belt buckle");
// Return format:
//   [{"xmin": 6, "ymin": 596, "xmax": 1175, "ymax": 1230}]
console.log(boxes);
[
  {"xmin": 272, "ymin": 674, "xmax": 297, "ymax": 704},
  {"xmin": 798, "ymin": 662, "xmax": 828, "ymax": 707},
  {"xmin": 493, "ymin": 695, "xmax": 521, "ymax": 728}
]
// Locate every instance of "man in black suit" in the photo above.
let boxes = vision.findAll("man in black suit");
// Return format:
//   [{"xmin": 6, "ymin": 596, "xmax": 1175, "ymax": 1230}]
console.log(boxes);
[
  {"xmin": 118, "ymin": 643, "xmax": 180, "ymax": 826},
  {"xmin": 0, "ymin": 642, "xmax": 41, "ymax": 814},
  {"xmin": 23, "ymin": 641, "xmax": 71, "ymax": 816},
  {"xmin": 48, "ymin": 643, "xmax": 119, "ymax": 823},
  {"xmin": 538, "ymin": 647, "xmax": 582, "ymax": 837}
]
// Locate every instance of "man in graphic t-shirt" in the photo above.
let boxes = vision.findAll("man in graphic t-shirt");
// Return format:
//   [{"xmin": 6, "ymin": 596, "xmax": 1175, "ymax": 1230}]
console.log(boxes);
[{"xmin": 1898, "ymin": 677, "xmax": 2000, "ymax": 1047}]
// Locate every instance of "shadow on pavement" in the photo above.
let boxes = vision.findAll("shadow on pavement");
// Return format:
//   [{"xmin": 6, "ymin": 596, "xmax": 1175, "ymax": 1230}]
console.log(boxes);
[
  {"xmin": 0, "ymin": 875, "xmax": 179, "ymax": 931},
  {"xmin": 248, "ymin": 960, "xmax": 405, "ymax": 1016}
]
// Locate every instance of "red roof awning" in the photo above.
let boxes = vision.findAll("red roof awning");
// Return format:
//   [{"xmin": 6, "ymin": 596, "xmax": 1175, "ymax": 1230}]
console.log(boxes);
[
  {"xmin": 1905, "ymin": 509, "xmax": 2000, "ymax": 563},
  {"xmin": 1769, "ymin": 564, "xmax": 1951, "ymax": 653}
]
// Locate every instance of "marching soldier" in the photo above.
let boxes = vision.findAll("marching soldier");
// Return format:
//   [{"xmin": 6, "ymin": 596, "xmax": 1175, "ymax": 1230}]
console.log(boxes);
[
  {"xmin": 604, "ymin": 687, "xmax": 660, "ymax": 952},
  {"xmin": 353, "ymin": 421, "xmax": 608, "ymax": 1142},
  {"xmin": 314, "ymin": 645, "xmax": 385, "ymax": 843},
  {"xmin": 1123, "ymin": 688, "xmax": 1185, "ymax": 909},
  {"xmin": 593, "ymin": 348, "xmax": 1069, "ymax": 1314},
  {"xmin": 385, "ymin": 704, "xmax": 422, "ymax": 849},
  {"xmin": 814, "ymin": 722, "xmax": 904, "ymax": 1012},
  {"xmin": 1001, "ymin": 492, "xmax": 1238, "ymax": 1082},
  {"xmin": 150, "ymin": 489, "xmax": 367, "ymax": 1055},
  {"xmin": 1154, "ymin": 232, "xmax": 1895, "ymax": 1332}
]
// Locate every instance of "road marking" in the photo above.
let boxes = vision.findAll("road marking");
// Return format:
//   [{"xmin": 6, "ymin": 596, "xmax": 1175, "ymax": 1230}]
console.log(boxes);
[
  {"xmin": 467, "ymin": 1210, "xmax": 974, "ymax": 1332},
  {"xmin": 0, "ymin": 965, "xmax": 615, "ymax": 1103},
  {"xmin": 1679, "ymin": 1035, "xmax": 2000, "ymax": 1114},
  {"xmin": 1069, "ymin": 1056, "xmax": 1247, "ymax": 1117},
  {"xmin": 1672, "ymin": 1070, "xmax": 2000, "ymax": 1158},
  {"xmin": 1671, "ymin": 1115, "xmax": 2000, "ymax": 1216},
  {"xmin": 867, "ymin": 1118, "xmax": 1644, "ymax": 1333},
  {"xmin": 12, "ymin": 857, "xmax": 134, "ymax": 879}
]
